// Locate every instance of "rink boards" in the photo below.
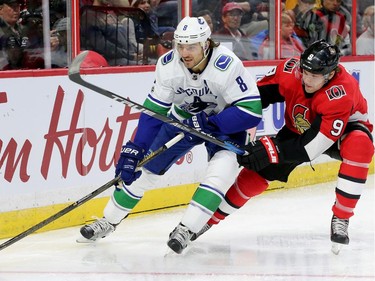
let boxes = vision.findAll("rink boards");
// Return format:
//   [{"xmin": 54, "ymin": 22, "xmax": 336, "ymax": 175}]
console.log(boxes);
[{"xmin": 0, "ymin": 61, "xmax": 374, "ymax": 239}]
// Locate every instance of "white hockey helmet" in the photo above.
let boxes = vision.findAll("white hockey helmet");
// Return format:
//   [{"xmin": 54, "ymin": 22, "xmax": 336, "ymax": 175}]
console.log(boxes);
[{"xmin": 174, "ymin": 16, "xmax": 211, "ymax": 45}]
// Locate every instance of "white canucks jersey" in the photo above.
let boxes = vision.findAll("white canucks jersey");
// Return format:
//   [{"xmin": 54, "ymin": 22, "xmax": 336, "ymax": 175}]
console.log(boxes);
[{"xmin": 144, "ymin": 45, "xmax": 261, "ymax": 121}]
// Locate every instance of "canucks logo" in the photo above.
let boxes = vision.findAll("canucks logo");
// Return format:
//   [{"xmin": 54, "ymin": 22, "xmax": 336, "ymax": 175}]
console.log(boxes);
[
  {"xmin": 181, "ymin": 96, "xmax": 217, "ymax": 114},
  {"xmin": 198, "ymin": 18, "xmax": 205, "ymax": 25},
  {"xmin": 162, "ymin": 50, "xmax": 174, "ymax": 65},
  {"xmin": 214, "ymin": 54, "xmax": 233, "ymax": 71}
]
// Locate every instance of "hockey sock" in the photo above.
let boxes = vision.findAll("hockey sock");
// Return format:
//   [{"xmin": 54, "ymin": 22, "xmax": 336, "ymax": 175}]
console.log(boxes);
[
  {"xmin": 332, "ymin": 131, "xmax": 374, "ymax": 219},
  {"xmin": 181, "ymin": 184, "xmax": 224, "ymax": 233},
  {"xmin": 103, "ymin": 185, "xmax": 143, "ymax": 224}
]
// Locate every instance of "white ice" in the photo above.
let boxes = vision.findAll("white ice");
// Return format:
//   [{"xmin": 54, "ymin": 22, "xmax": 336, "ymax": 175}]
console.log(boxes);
[{"xmin": 0, "ymin": 175, "xmax": 374, "ymax": 281}]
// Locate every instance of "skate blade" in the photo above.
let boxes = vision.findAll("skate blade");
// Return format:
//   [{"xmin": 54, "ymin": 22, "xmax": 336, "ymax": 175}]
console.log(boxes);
[
  {"xmin": 164, "ymin": 244, "xmax": 192, "ymax": 257},
  {"xmin": 163, "ymin": 247, "xmax": 175, "ymax": 257},
  {"xmin": 76, "ymin": 236, "xmax": 97, "ymax": 243},
  {"xmin": 331, "ymin": 242, "xmax": 344, "ymax": 255}
]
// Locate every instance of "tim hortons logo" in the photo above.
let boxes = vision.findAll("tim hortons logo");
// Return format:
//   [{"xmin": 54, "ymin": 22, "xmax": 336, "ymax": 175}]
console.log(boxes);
[{"xmin": 0, "ymin": 86, "xmax": 140, "ymax": 183}]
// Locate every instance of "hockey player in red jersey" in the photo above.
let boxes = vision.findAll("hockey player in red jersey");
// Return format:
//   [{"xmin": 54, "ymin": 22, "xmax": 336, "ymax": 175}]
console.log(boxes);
[{"xmin": 192, "ymin": 40, "xmax": 374, "ymax": 254}]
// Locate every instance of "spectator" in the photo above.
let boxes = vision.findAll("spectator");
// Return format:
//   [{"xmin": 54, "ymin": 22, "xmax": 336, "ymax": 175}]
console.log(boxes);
[
  {"xmin": 19, "ymin": 0, "xmax": 65, "ymax": 67},
  {"xmin": 239, "ymin": 0, "xmax": 269, "ymax": 37},
  {"xmin": 284, "ymin": 0, "xmax": 318, "ymax": 10},
  {"xmin": 131, "ymin": 0, "xmax": 159, "ymax": 39},
  {"xmin": 356, "ymin": 5, "xmax": 374, "ymax": 55},
  {"xmin": 132, "ymin": 0, "xmax": 177, "ymax": 63},
  {"xmin": 0, "ymin": 0, "xmax": 30, "ymax": 69},
  {"xmin": 213, "ymin": 2, "xmax": 256, "ymax": 60},
  {"xmin": 19, "ymin": 8, "xmax": 43, "ymax": 49},
  {"xmin": 195, "ymin": 9, "xmax": 214, "ymax": 32},
  {"xmin": 149, "ymin": 0, "xmax": 159, "ymax": 9},
  {"xmin": 154, "ymin": 0, "xmax": 177, "ymax": 32},
  {"xmin": 286, "ymin": 0, "xmax": 316, "ymax": 37},
  {"xmin": 80, "ymin": 0, "xmax": 140, "ymax": 65},
  {"xmin": 298, "ymin": 0, "xmax": 351, "ymax": 55},
  {"xmin": 193, "ymin": 0, "xmax": 221, "ymax": 31},
  {"xmin": 340, "ymin": 0, "xmax": 362, "ymax": 36},
  {"xmin": 50, "ymin": 0, "xmax": 67, "ymax": 29},
  {"xmin": 357, "ymin": 0, "xmax": 375, "ymax": 14},
  {"xmin": 51, "ymin": 16, "xmax": 68, "ymax": 67},
  {"xmin": 120, "ymin": 13, "xmax": 144, "ymax": 57},
  {"xmin": 259, "ymin": 11, "xmax": 305, "ymax": 59}
]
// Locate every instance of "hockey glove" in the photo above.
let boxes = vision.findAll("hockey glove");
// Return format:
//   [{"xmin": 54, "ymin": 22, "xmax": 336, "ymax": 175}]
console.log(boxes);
[
  {"xmin": 183, "ymin": 111, "xmax": 219, "ymax": 135},
  {"xmin": 237, "ymin": 136, "xmax": 283, "ymax": 171},
  {"xmin": 115, "ymin": 141, "xmax": 145, "ymax": 185}
]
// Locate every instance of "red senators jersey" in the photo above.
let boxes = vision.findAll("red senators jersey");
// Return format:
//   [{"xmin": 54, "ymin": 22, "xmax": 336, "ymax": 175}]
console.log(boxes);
[{"xmin": 257, "ymin": 58, "xmax": 373, "ymax": 161}]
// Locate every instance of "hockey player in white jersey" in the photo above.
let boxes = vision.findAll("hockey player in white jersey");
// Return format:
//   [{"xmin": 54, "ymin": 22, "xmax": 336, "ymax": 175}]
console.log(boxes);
[{"xmin": 79, "ymin": 16, "xmax": 262, "ymax": 254}]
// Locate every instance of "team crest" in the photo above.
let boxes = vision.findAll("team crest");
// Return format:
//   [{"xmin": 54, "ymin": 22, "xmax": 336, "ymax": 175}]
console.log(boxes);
[
  {"xmin": 198, "ymin": 18, "xmax": 205, "ymax": 25},
  {"xmin": 283, "ymin": 58, "xmax": 299, "ymax": 73},
  {"xmin": 162, "ymin": 50, "xmax": 174, "ymax": 65},
  {"xmin": 292, "ymin": 104, "xmax": 311, "ymax": 134},
  {"xmin": 325, "ymin": 85, "xmax": 346, "ymax": 101},
  {"xmin": 181, "ymin": 96, "xmax": 217, "ymax": 113},
  {"xmin": 214, "ymin": 55, "xmax": 233, "ymax": 71}
]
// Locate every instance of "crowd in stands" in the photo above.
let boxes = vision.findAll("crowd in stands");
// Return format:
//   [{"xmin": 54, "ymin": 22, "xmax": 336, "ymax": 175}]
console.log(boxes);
[
  {"xmin": 0, "ymin": 0, "xmax": 68, "ymax": 69},
  {"xmin": 0, "ymin": 0, "xmax": 374, "ymax": 70},
  {"xmin": 192, "ymin": 0, "xmax": 374, "ymax": 60}
]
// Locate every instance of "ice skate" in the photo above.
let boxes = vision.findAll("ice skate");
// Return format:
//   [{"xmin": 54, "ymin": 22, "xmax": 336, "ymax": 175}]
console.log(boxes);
[
  {"xmin": 167, "ymin": 223, "xmax": 193, "ymax": 254},
  {"xmin": 330, "ymin": 215, "xmax": 349, "ymax": 255},
  {"xmin": 190, "ymin": 223, "xmax": 212, "ymax": 241},
  {"xmin": 77, "ymin": 217, "xmax": 116, "ymax": 243}
]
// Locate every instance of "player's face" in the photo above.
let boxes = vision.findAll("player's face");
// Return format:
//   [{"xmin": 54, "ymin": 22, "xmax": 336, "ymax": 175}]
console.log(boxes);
[
  {"xmin": 176, "ymin": 42, "xmax": 205, "ymax": 69},
  {"xmin": 301, "ymin": 69, "xmax": 327, "ymax": 93},
  {"xmin": 322, "ymin": 0, "xmax": 342, "ymax": 12}
]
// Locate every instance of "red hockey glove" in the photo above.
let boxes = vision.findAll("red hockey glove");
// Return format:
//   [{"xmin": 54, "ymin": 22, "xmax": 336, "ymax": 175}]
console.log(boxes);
[{"xmin": 237, "ymin": 136, "xmax": 283, "ymax": 171}]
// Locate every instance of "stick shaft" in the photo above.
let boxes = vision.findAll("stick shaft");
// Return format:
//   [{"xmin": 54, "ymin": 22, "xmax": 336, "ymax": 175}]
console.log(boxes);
[
  {"xmin": 68, "ymin": 51, "xmax": 245, "ymax": 155},
  {"xmin": 0, "ymin": 133, "xmax": 184, "ymax": 251}
]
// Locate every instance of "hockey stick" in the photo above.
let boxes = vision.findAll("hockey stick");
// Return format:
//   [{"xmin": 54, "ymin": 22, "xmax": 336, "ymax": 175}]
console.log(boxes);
[
  {"xmin": 68, "ymin": 50, "xmax": 246, "ymax": 155},
  {"xmin": 0, "ymin": 132, "xmax": 185, "ymax": 251}
]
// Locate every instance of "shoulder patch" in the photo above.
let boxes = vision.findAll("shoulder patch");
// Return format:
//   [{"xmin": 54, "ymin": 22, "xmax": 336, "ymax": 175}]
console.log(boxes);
[
  {"xmin": 214, "ymin": 54, "xmax": 233, "ymax": 71},
  {"xmin": 162, "ymin": 50, "xmax": 174, "ymax": 65},
  {"xmin": 283, "ymin": 58, "xmax": 299, "ymax": 73},
  {"xmin": 325, "ymin": 85, "xmax": 347, "ymax": 101}
]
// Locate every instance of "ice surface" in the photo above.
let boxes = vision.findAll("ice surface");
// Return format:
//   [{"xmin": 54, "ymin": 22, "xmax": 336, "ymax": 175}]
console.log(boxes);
[{"xmin": 0, "ymin": 175, "xmax": 374, "ymax": 281}]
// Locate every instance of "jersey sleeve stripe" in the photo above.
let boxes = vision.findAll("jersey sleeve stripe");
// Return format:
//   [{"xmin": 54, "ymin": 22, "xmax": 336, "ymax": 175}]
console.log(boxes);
[
  {"xmin": 143, "ymin": 98, "xmax": 170, "ymax": 115},
  {"xmin": 232, "ymin": 95, "xmax": 261, "ymax": 105},
  {"xmin": 146, "ymin": 94, "xmax": 172, "ymax": 108},
  {"xmin": 235, "ymin": 100, "xmax": 263, "ymax": 116}
]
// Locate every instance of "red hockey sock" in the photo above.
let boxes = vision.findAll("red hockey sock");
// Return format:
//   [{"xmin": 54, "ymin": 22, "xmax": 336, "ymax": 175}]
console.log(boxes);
[{"xmin": 332, "ymin": 131, "xmax": 374, "ymax": 219}]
